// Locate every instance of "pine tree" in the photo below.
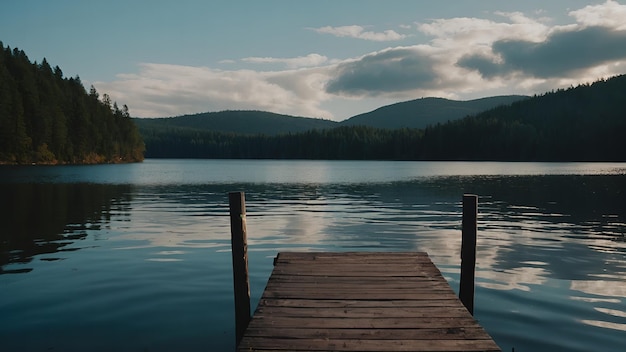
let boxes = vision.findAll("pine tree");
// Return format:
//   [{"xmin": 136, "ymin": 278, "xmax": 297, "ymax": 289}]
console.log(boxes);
[{"xmin": 0, "ymin": 43, "xmax": 144, "ymax": 164}]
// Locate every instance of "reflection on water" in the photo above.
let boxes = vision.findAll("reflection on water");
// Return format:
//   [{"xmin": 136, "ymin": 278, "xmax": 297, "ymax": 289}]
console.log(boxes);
[
  {"xmin": 0, "ymin": 183, "xmax": 132, "ymax": 274},
  {"xmin": 0, "ymin": 160, "xmax": 625, "ymax": 352},
  {"xmin": 464, "ymin": 175, "xmax": 626, "ymax": 280}
]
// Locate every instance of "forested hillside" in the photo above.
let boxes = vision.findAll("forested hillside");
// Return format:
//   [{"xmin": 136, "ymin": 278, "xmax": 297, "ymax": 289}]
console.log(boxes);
[
  {"xmin": 135, "ymin": 110, "xmax": 337, "ymax": 136},
  {"xmin": 0, "ymin": 42, "xmax": 144, "ymax": 164},
  {"xmin": 340, "ymin": 95, "xmax": 527, "ymax": 129},
  {"xmin": 419, "ymin": 75, "xmax": 626, "ymax": 161},
  {"xmin": 134, "ymin": 96, "xmax": 527, "ymax": 137},
  {"xmin": 140, "ymin": 75, "xmax": 626, "ymax": 161}
]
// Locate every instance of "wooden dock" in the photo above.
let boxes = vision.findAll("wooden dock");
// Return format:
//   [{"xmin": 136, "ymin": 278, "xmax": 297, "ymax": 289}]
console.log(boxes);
[{"xmin": 237, "ymin": 251, "xmax": 500, "ymax": 352}]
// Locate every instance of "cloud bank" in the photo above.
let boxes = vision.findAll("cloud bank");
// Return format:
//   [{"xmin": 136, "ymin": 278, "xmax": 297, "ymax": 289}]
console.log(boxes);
[
  {"xmin": 97, "ymin": 63, "xmax": 335, "ymax": 119},
  {"xmin": 96, "ymin": 1, "xmax": 626, "ymax": 120},
  {"xmin": 459, "ymin": 26, "xmax": 626, "ymax": 78},
  {"xmin": 325, "ymin": 47, "xmax": 438, "ymax": 95}
]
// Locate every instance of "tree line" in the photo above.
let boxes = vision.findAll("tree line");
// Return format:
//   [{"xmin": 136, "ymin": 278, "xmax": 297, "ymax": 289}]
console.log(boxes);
[
  {"xmin": 139, "ymin": 74, "xmax": 626, "ymax": 161},
  {"xmin": 0, "ymin": 42, "xmax": 144, "ymax": 164},
  {"xmin": 140, "ymin": 125, "xmax": 423, "ymax": 160}
]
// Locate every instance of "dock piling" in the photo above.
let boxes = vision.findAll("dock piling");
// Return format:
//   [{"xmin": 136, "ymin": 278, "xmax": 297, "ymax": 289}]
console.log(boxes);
[
  {"xmin": 229, "ymin": 191, "xmax": 251, "ymax": 345},
  {"xmin": 460, "ymin": 194, "xmax": 478, "ymax": 315}
]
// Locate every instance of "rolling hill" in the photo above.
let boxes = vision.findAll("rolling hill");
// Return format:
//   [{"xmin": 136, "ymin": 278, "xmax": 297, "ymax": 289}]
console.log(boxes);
[
  {"xmin": 134, "ymin": 95, "xmax": 528, "ymax": 136},
  {"xmin": 134, "ymin": 110, "xmax": 337, "ymax": 136},
  {"xmin": 339, "ymin": 95, "xmax": 528, "ymax": 129}
]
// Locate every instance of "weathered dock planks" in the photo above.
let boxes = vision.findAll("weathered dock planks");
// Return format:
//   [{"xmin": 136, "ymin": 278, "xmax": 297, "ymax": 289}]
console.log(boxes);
[{"xmin": 237, "ymin": 251, "xmax": 500, "ymax": 352}]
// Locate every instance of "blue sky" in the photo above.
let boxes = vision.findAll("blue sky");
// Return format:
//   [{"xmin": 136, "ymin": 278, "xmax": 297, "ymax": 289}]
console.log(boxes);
[{"xmin": 2, "ymin": 0, "xmax": 626, "ymax": 120}]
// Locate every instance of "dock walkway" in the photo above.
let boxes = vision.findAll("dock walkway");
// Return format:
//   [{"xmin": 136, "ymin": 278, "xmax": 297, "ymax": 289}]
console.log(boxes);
[{"xmin": 237, "ymin": 251, "xmax": 500, "ymax": 352}]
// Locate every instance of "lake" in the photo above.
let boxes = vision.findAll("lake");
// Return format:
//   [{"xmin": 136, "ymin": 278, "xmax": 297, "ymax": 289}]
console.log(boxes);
[{"xmin": 1, "ymin": 159, "xmax": 625, "ymax": 351}]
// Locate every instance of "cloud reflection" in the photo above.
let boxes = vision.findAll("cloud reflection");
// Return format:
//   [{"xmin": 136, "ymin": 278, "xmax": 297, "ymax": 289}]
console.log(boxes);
[{"xmin": 579, "ymin": 319, "xmax": 626, "ymax": 332}]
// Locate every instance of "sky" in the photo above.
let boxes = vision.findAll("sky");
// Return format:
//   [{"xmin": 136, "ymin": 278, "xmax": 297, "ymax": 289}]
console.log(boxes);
[{"xmin": 2, "ymin": 0, "xmax": 626, "ymax": 121}]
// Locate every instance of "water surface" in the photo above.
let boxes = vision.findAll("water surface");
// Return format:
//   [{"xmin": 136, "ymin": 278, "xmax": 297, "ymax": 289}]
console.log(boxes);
[{"xmin": 1, "ymin": 160, "xmax": 625, "ymax": 351}]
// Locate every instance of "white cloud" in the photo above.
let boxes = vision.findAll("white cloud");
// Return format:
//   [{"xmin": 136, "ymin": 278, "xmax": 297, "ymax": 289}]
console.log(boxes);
[
  {"xmin": 418, "ymin": 14, "xmax": 550, "ymax": 47},
  {"xmin": 242, "ymin": 53, "xmax": 329, "ymax": 68},
  {"xmin": 311, "ymin": 25, "xmax": 406, "ymax": 41},
  {"xmin": 330, "ymin": 1, "xmax": 626, "ymax": 99},
  {"xmin": 323, "ymin": 14, "xmax": 552, "ymax": 99},
  {"xmin": 569, "ymin": 0, "xmax": 626, "ymax": 30},
  {"xmin": 94, "ymin": 63, "xmax": 336, "ymax": 119}
]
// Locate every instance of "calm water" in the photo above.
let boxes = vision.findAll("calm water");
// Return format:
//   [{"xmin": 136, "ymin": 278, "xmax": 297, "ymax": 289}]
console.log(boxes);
[{"xmin": 1, "ymin": 159, "xmax": 625, "ymax": 351}]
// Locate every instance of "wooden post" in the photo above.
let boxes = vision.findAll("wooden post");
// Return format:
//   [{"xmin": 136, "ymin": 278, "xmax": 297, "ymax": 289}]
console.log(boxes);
[
  {"xmin": 229, "ymin": 192, "xmax": 251, "ymax": 345},
  {"xmin": 460, "ymin": 194, "xmax": 477, "ymax": 315}
]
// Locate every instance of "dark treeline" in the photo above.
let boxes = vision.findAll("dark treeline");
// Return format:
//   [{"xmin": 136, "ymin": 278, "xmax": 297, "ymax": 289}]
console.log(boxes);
[
  {"xmin": 0, "ymin": 42, "xmax": 144, "ymax": 164},
  {"xmin": 420, "ymin": 75, "xmax": 626, "ymax": 161},
  {"xmin": 141, "ymin": 125, "xmax": 423, "ymax": 159},
  {"xmin": 140, "ymin": 74, "xmax": 626, "ymax": 161}
]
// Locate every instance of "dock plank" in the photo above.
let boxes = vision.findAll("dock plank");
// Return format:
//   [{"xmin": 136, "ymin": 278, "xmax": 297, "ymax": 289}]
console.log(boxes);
[
  {"xmin": 238, "ymin": 252, "xmax": 500, "ymax": 352},
  {"xmin": 238, "ymin": 338, "xmax": 499, "ymax": 352},
  {"xmin": 243, "ymin": 327, "xmax": 493, "ymax": 340}
]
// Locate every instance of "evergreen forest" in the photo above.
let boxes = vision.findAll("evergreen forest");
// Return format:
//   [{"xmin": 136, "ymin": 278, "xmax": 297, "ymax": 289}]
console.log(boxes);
[
  {"xmin": 139, "ymin": 74, "xmax": 626, "ymax": 161},
  {"xmin": 0, "ymin": 42, "xmax": 144, "ymax": 164}
]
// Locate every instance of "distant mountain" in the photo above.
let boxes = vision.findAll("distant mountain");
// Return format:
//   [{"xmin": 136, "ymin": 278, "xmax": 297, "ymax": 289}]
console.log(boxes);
[
  {"xmin": 135, "ymin": 96, "xmax": 528, "ymax": 137},
  {"xmin": 340, "ymin": 95, "xmax": 528, "ymax": 129},
  {"xmin": 134, "ymin": 110, "xmax": 337, "ymax": 136}
]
